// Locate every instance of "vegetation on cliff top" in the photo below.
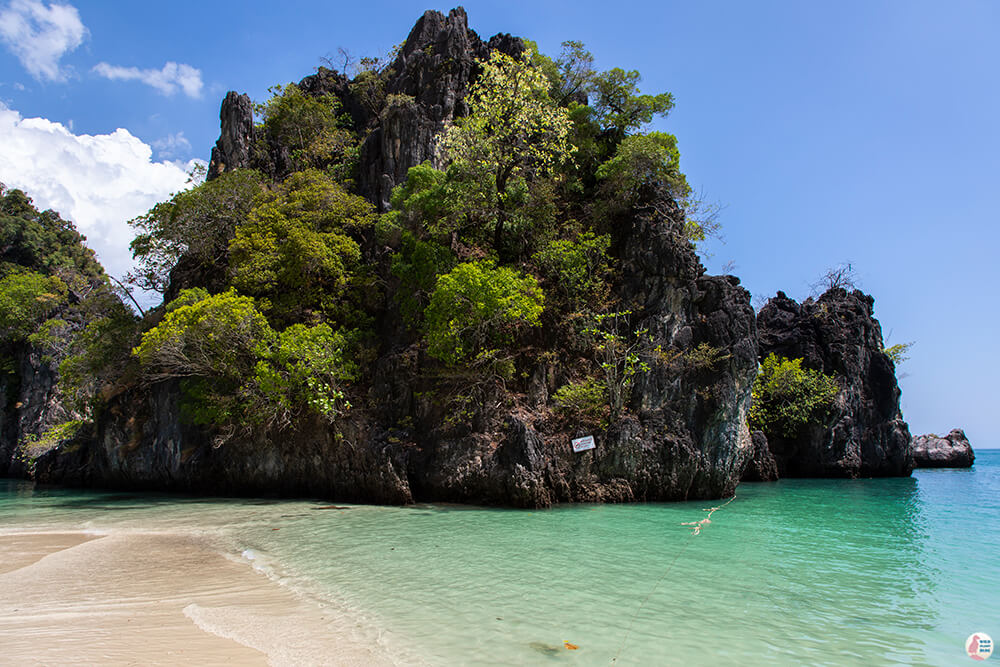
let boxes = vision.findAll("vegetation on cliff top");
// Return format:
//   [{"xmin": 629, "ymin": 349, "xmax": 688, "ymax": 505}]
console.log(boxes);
[
  {"xmin": 0, "ymin": 184, "xmax": 136, "ymax": 423},
  {"xmin": 111, "ymin": 36, "xmax": 707, "ymax": 442},
  {"xmin": 4, "ymin": 26, "xmax": 728, "ymax": 449}
]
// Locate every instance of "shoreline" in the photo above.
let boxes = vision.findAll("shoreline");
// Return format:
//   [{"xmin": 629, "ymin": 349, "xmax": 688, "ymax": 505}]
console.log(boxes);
[{"xmin": 0, "ymin": 530, "xmax": 397, "ymax": 666}]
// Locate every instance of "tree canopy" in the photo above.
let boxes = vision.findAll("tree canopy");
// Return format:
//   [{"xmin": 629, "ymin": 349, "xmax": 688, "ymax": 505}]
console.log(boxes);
[
  {"xmin": 128, "ymin": 169, "xmax": 265, "ymax": 293},
  {"xmin": 229, "ymin": 169, "xmax": 376, "ymax": 324},
  {"xmin": 423, "ymin": 260, "xmax": 544, "ymax": 365},
  {"xmin": 443, "ymin": 50, "xmax": 573, "ymax": 253}
]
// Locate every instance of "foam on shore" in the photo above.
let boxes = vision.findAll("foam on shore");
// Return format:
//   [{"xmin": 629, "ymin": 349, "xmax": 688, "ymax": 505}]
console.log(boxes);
[{"xmin": 0, "ymin": 531, "xmax": 397, "ymax": 666}]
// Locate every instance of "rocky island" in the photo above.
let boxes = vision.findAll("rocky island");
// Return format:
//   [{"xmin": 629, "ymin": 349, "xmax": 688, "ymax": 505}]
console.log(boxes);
[
  {"xmin": 911, "ymin": 429, "xmax": 976, "ymax": 468},
  {"xmin": 0, "ymin": 8, "xmax": 960, "ymax": 507}
]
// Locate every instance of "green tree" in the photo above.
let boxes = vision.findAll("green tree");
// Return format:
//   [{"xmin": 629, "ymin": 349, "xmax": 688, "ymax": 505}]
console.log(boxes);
[
  {"xmin": 229, "ymin": 169, "xmax": 376, "ymax": 324},
  {"xmin": 255, "ymin": 83, "xmax": 357, "ymax": 179},
  {"xmin": 0, "ymin": 272, "xmax": 66, "ymax": 342},
  {"xmin": 0, "ymin": 184, "xmax": 103, "ymax": 281},
  {"xmin": 527, "ymin": 39, "xmax": 596, "ymax": 106},
  {"xmin": 584, "ymin": 310, "xmax": 651, "ymax": 418},
  {"xmin": 133, "ymin": 289, "xmax": 355, "ymax": 439},
  {"xmin": 253, "ymin": 323, "xmax": 356, "ymax": 428},
  {"xmin": 883, "ymin": 341, "xmax": 914, "ymax": 366},
  {"xmin": 594, "ymin": 131, "xmax": 717, "ymax": 241},
  {"xmin": 443, "ymin": 51, "xmax": 574, "ymax": 253},
  {"xmin": 387, "ymin": 162, "xmax": 482, "ymax": 242},
  {"xmin": 596, "ymin": 132, "xmax": 688, "ymax": 202},
  {"xmin": 128, "ymin": 169, "xmax": 265, "ymax": 293},
  {"xmin": 133, "ymin": 289, "xmax": 274, "ymax": 384},
  {"xmin": 552, "ymin": 376, "xmax": 605, "ymax": 421},
  {"xmin": 389, "ymin": 231, "xmax": 456, "ymax": 327},
  {"xmin": 57, "ymin": 295, "xmax": 139, "ymax": 416},
  {"xmin": 592, "ymin": 68, "xmax": 674, "ymax": 143},
  {"xmin": 531, "ymin": 232, "xmax": 611, "ymax": 310},
  {"xmin": 749, "ymin": 354, "xmax": 840, "ymax": 437},
  {"xmin": 423, "ymin": 260, "xmax": 544, "ymax": 365}
]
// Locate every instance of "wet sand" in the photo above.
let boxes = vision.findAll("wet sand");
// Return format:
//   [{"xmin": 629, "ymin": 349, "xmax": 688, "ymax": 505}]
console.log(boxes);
[{"xmin": 0, "ymin": 531, "xmax": 394, "ymax": 666}]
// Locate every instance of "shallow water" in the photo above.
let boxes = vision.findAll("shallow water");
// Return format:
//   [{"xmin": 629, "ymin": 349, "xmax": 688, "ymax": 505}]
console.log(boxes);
[{"xmin": 2, "ymin": 450, "xmax": 997, "ymax": 665}]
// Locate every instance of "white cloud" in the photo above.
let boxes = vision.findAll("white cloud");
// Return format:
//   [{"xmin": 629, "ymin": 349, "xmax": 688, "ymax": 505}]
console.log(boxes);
[
  {"xmin": 152, "ymin": 131, "xmax": 191, "ymax": 158},
  {"xmin": 0, "ymin": 103, "xmax": 205, "ymax": 290},
  {"xmin": 0, "ymin": 0, "xmax": 87, "ymax": 82},
  {"xmin": 93, "ymin": 61, "xmax": 203, "ymax": 98}
]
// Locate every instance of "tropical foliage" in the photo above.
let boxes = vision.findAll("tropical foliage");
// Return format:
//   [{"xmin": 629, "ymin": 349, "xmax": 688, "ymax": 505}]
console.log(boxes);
[
  {"xmin": 749, "ymin": 354, "xmax": 840, "ymax": 437},
  {"xmin": 423, "ymin": 260, "xmax": 544, "ymax": 365}
]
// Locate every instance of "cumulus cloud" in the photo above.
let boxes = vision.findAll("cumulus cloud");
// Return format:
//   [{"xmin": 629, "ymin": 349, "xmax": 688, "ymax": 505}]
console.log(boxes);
[
  {"xmin": 0, "ymin": 103, "xmax": 205, "ymax": 289},
  {"xmin": 93, "ymin": 61, "xmax": 203, "ymax": 98},
  {"xmin": 152, "ymin": 131, "xmax": 192, "ymax": 159},
  {"xmin": 0, "ymin": 0, "xmax": 87, "ymax": 82}
]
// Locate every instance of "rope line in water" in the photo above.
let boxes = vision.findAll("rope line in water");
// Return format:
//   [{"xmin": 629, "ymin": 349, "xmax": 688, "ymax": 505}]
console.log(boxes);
[{"xmin": 611, "ymin": 493, "xmax": 737, "ymax": 664}]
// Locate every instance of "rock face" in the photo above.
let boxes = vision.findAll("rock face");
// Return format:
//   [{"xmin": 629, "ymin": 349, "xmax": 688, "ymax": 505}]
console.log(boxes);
[
  {"xmin": 13, "ymin": 8, "xmax": 758, "ymax": 507},
  {"xmin": 34, "ymin": 187, "xmax": 759, "ymax": 507},
  {"xmin": 206, "ymin": 7, "xmax": 523, "ymax": 210},
  {"xmin": 206, "ymin": 92, "xmax": 255, "ymax": 181},
  {"xmin": 0, "ymin": 344, "xmax": 75, "ymax": 477},
  {"xmin": 756, "ymin": 289, "xmax": 913, "ymax": 478},
  {"xmin": 741, "ymin": 430, "xmax": 779, "ymax": 482},
  {"xmin": 356, "ymin": 8, "xmax": 522, "ymax": 209},
  {"xmin": 912, "ymin": 429, "xmax": 975, "ymax": 468}
]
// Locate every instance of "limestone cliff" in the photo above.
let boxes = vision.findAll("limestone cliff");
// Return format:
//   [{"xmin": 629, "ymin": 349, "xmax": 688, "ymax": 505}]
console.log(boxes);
[
  {"xmin": 7, "ymin": 7, "xmax": 918, "ymax": 507},
  {"xmin": 35, "ymin": 186, "xmax": 758, "ymax": 507},
  {"xmin": 206, "ymin": 7, "xmax": 523, "ymax": 210},
  {"xmin": 755, "ymin": 289, "xmax": 913, "ymax": 478},
  {"xmin": 21, "ymin": 8, "xmax": 760, "ymax": 507}
]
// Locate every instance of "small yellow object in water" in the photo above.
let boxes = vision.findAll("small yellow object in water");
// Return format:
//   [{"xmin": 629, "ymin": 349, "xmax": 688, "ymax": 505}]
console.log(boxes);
[{"xmin": 564, "ymin": 641, "xmax": 579, "ymax": 650}]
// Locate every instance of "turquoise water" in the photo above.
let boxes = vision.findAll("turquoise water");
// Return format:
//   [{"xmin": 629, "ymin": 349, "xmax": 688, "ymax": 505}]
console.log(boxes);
[{"xmin": 2, "ymin": 450, "xmax": 998, "ymax": 665}]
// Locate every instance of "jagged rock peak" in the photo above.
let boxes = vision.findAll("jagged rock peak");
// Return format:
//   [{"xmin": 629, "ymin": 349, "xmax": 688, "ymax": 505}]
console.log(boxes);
[
  {"xmin": 203, "ymin": 7, "xmax": 524, "ymax": 208},
  {"xmin": 206, "ymin": 92, "xmax": 255, "ymax": 181},
  {"xmin": 398, "ymin": 8, "xmax": 473, "ymax": 59},
  {"xmin": 912, "ymin": 429, "xmax": 975, "ymax": 468},
  {"xmin": 756, "ymin": 288, "xmax": 913, "ymax": 478}
]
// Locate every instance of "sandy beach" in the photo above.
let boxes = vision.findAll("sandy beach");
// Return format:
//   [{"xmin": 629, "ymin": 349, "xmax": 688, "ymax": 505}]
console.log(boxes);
[{"xmin": 0, "ymin": 531, "xmax": 395, "ymax": 666}]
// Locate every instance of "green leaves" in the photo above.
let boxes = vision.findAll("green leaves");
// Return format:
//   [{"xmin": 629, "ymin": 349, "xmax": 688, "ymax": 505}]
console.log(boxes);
[
  {"xmin": 0, "ymin": 271, "xmax": 66, "ymax": 342},
  {"xmin": 583, "ymin": 310, "xmax": 651, "ymax": 417},
  {"xmin": 883, "ymin": 342, "xmax": 914, "ymax": 366},
  {"xmin": 596, "ymin": 132, "xmax": 688, "ymax": 201},
  {"xmin": 446, "ymin": 51, "xmax": 574, "ymax": 176},
  {"xmin": 423, "ymin": 260, "xmax": 544, "ymax": 365},
  {"xmin": 749, "ymin": 354, "xmax": 840, "ymax": 437},
  {"xmin": 255, "ymin": 323, "xmax": 356, "ymax": 420},
  {"xmin": 552, "ymin": 376, "xmax": 606, "ymax": 421},
  {"xmin": 390, "ymin": 231, "xmax": 456, "ymax": 327},
  {"xmin": 255, "ymin": 83, "xmax": 358, "ymax": 178},
  {"xmin": 134, "ymin": 289, "xmax": 356, "ymax": 441},
  {"xmin": 133, "ymin": 289, "xmax": 274, "ymax": 381},
  {"xmin": 1, "ymin": 185, "xmax": 104, "ymax": 281},
  {"xmin": 592, "ymin": 68, "xmax": 674, "ymax": 141},
  {"xmin": 443, "ymin": 51, "xmax": 574, "ymax": 252},
  {"xmin": 229, "ymin": 169, "xmax": 375, "ymax": 324},
  {"xmin": 128, "ymin": 169, "xmax": 264, "ymax": 294},
  {"xmin": 531, "ymin": 232, "xmax": 611, "ymax": 309}
]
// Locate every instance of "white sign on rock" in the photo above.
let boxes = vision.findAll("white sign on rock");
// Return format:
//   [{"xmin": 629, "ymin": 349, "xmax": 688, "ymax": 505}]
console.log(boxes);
[{"xmin": 572, "ymin": 435, "xmax": 596, "ymax": 453}]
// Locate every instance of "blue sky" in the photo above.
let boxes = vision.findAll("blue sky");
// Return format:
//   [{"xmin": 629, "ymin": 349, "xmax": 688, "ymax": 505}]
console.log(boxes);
[{"xmin": 0, "ymin": 1, "xmax": 997, "ymax": 446}]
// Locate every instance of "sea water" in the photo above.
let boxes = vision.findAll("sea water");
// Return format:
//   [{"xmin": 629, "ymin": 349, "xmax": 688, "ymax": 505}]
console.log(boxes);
[{"xmin": 2, "ymin": 450, "xmax": 997, "ymax": 665}]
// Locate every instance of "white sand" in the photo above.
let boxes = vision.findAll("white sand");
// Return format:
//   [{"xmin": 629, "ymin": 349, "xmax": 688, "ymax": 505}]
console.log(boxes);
[{"xmin": 0, "ymin": 531, "xmax": 396, "ymax": 666}]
